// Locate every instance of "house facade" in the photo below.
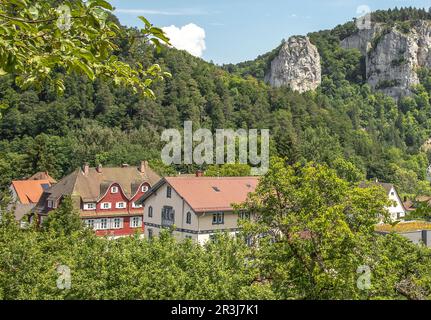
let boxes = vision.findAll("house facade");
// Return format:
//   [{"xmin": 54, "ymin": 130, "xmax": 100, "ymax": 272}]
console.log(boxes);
[
  {"xmin": 136, "ymin": 176, "xmax": 258, "ymax": 244},
  {"xmin": 360, "ymin": 181, "xmax": 406, "ymax": 221},
  {"xmin": 8, "ymin": 179, "xmax": 53, "ymax": 224},
  {"xmin": 35, "ymin": 161, "xmax": 161, "ymax": 237}
]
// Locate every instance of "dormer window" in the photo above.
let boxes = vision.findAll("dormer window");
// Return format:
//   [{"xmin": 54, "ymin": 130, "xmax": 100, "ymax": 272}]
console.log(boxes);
[
  {"xmin": 101, "ymin": 202, "xmax": 111, "ymax": 210},
  {"xmin": 141, "ymin": 185, "xmax": 149, "ymax": 192},
  {"xmin": 47, "ymin": 200, "xmax": 53, "ymax": 208},
  {"xmin": 111, "ymin": 186, "xmax": 119, "ymax": 193},
  {"xmin": 83, "ymin": 203, "xmax": 96, "ymax": 210},
  {"xmin": 116, "ymin": 202, "xmax": 126, "ymax": 209}
]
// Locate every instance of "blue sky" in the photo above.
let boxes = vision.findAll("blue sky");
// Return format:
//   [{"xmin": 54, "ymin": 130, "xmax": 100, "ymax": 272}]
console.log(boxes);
[{"xmin": 110, "ymin": 0, "xmax": 431, "ymax": 64}]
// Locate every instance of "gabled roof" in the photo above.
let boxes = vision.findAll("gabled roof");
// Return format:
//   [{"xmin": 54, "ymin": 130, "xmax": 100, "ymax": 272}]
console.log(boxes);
[
  {"xmin": 138, "ymin": 176, "xmax": 259, "ymax": 213},
  {"xmin": 27, "ymin": 171, "xmax": 57, "ymax": 184},
  {"xmin": 11, "ymin": 179, "xmax": 52, "ymax": 204},
  {"xmin": 35, "ymin": 162, "xmax": 161, "ymax": 210}
]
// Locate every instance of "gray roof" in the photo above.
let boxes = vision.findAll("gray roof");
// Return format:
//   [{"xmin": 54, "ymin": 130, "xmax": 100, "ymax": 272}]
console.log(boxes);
[{"xmin": 35, "ymin": 162, "xmax": 161, "ymax": 213}]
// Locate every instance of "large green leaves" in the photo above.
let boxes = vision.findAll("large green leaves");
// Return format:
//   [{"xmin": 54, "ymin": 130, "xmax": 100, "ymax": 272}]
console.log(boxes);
[{"xmin": 0, "ymin": 0, "xmax": 169, "ymax": 97}]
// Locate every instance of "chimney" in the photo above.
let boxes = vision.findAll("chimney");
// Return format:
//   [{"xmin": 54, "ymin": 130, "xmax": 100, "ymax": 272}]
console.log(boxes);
[
  {"xmin": 139, "ymin": 161, "xmax": 148, "ymax": 173},
  {"xmin": 83, "ymin": 163, "xmax": 89, "ymax": 175},
  {"xmin": 96, "ymin": 164, "xmax": 102, "ymax": 173},
  {"xmin": 195, "ymin": 170, "xmax": 204, "ymax": 177}
]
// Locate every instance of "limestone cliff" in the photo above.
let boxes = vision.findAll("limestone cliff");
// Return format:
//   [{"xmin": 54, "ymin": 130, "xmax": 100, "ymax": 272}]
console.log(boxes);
[
  {"xmin": 264, "ymin": 36, "xmax": 321, "ymax": 93},
  {"xmin": 341, "ymin": 20, "xmax": 431, "ymax": 100}
]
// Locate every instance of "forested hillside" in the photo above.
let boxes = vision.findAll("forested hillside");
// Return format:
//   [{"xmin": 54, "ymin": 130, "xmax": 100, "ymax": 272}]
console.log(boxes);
[{"xmin": 2, "ymin": 7, "xmax": 431, "ymax": 198}]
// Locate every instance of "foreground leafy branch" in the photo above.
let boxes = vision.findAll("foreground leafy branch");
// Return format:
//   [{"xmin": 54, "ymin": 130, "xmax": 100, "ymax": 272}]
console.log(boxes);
[{"xmin": 0, "ymin": 0, "xmax": 170, "ymax": 97}]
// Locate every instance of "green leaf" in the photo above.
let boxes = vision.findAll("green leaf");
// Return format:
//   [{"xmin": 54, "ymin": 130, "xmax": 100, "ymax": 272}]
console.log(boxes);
[
  {"xmin": 87, "ymin": 0, "xmax": 113, "ymax": 11},
  {"xmin": 138, "ymin": 16, "xmax": 152, "ymax": 28}
]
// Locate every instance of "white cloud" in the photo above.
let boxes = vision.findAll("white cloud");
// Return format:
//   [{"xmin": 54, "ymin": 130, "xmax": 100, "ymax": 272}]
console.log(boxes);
[
  {"xmin": 162, "ymin": 23, "xmax": 206, "ymax": 57},
  {"xmin": 115, "ymin": 8, "xmax": 207, "ymax": 16}
]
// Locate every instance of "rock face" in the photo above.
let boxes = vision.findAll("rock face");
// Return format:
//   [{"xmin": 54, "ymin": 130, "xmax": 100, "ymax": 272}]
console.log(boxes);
[
  {"xmin": 341, "ymin": 21, "xmax": 431, "ymax": 100},
  {"xmin": 264, "ymin": 36, "xmax": 321, "ymax": 93}
]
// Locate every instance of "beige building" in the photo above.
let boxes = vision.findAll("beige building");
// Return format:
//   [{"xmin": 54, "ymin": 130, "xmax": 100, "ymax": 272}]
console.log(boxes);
[{"xmin": 136, "ymin": 176, "xmax": 258, "ymax": 244}]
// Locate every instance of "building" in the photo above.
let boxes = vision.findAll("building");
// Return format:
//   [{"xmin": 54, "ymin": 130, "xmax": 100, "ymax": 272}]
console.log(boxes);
[
  {"xmin": 136, "ymin": 175, "xmax": 259, "ymax": 244},
  {"xmin": 9, "ymin": 179, "xmax": 53, "ymax": 224},
  {"xmin": 360, "ymin": 181, "xmax": 406, "ymax": 221},
  {"xmin": 27, "ymin": 171, "xmax": 57, "ymax": 184},
  {"xmin": 34, "ymin": 161, "xmax": 161, "ymax": 237}
]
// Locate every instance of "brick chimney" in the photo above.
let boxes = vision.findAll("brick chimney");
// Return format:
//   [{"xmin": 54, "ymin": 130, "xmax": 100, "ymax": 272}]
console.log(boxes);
[
  {"xmin": 139, "ymin": 161, "xmax": 148, "ymax": 173},
  {"xmin": 96, "ymin": 164, "xmax": 103, "ymax": 173},
  {"xmin": 83, "ymin": 163, "xmax": 89, "ymax": 175},
  {"xmin": 195, "ymin": 170, "xmax": 204, "ymax": 177}
]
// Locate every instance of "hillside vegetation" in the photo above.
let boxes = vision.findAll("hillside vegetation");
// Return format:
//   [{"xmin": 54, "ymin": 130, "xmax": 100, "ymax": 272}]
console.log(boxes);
[{"xmin": 1, "ymin": 7, "xmax": 431, "ymax": 199}]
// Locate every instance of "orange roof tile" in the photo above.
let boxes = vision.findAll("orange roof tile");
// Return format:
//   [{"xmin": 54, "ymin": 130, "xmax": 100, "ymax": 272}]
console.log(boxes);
[
  {"xmin": 11, "ymin": 180, "xmax": 51, "ymax": 204},
  {"xmin": 165, "ymin": 176, "xmax": 259, "ymax": 212}
]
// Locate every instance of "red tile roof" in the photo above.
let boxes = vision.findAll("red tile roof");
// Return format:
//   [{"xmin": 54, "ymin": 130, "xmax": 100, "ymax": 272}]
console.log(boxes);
[
  {"xmin": 11, "ymin": 179, "xmax": 51, "ymax": 204},
  {"xmin": 165, "ymin": 176, "xmax": 259, "ymax": 212}
]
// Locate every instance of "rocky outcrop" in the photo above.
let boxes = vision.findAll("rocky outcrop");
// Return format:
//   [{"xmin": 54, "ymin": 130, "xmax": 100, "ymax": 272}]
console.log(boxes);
[
  {"xmin": 264, "ymin": 36, "xmax": 321, "ymax": 93},
  {"xmin": 341, "ymin": 21, "xmax": 431, "ymax": 100}
]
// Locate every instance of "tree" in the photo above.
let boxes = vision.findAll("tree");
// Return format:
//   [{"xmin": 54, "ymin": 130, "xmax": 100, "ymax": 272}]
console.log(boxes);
[
  {"xmin": 0, "ymin": 0, "xmax": 170, "ymax": 97},
  {"xmin": 42, "ymin": 196, "xmax": 84, "ymax": 236},
  {"xmin": 239, "ymin": 157, "xmax": 431, "ymax": 299}
]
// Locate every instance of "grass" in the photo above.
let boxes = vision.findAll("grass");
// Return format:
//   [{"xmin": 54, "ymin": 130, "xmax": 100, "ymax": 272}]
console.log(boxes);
[{"xmin": 375, "ymin": 221, "xmax": 431, "ymax": 233}]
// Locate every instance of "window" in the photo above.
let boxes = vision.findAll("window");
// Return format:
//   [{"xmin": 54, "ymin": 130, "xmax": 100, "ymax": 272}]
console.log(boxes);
[
  {"xmin": 83, "ymin": 203, "xmax": 96, "ymax": 210},
  {"xmin": 47, "ymin": 200, "xmax": 53, "ymax": 208},
  {"xmin": 101, "ymin": 202, "xmax": 111, "ymax": 210},
  {"xmin": 162, "ymin": 206, "xmax": 175, "ymax": 226},
  {"xmin": 112, "ymin": 218, "xmax": 123, "ymax": 229},
  {"xmin": 100, "ymin": 218, "xmax": 108, "ymax": 230},
  {"xmin": 148, "ymin": 206, "xmax": 153, "ymax": 218},
  {"xmin": 212, "ymin": 212, "xmax": 224, "ymax": 225},
  {"xmin": 130, "ymin": 216, "xmax": 142, "ymax": 228},
  {"xmin": 132, "ymin": 202, "xmax": 143, "ymax": 208},
  {"xmin": 141, "ymin": 185, "xmax": 149, "ymax": 193},
  {"xmin": 185, "ymin": 235, "xmax": 192, "ymax": 240},
  {"xmin": 166, "ymin": 186, "xmax": 172, "ymax": 198},
  {"xmin": 85, "ymin": 219, "xmax": 95, "ymax": 230},
  {"xmin": 111, "ymin": 186, "xmax": 119, "ymax": 193},
  {"xmin": 186, "ymin": 211, "xmax": 192, "ymax": 224},
  {"xmin": 115, "ymin": 202, "xmax": 126, "ymax": 209},
  {"xmin": 239, "ymin": 211, "xmax": 250, "ymax": 220},
  {"xmin": 148, "ymin": 228, "xmax": 153, "ymax": 239}
]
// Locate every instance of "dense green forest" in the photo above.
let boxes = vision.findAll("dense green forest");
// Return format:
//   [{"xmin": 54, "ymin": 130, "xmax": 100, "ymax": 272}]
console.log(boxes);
[{"xmin": 2, "ymin": 7, "xmax": 431, "ymax": 200}]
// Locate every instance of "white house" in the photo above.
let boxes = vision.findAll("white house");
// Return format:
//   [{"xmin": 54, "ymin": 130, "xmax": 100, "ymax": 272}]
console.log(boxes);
[
  {"xmin": 136, "ymin": 175, "xmax": 259, "ymax": 244},
  {"xmin": 361, "ymin": 181, "xmax": 406, "ymax": 221}
]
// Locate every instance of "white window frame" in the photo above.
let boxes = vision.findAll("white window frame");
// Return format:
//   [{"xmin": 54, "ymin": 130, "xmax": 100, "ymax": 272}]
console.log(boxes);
[
  {"xmin": 115, "ymin": 202, "xmax": 127, "ymax": 209},
  {"xmin": 212, "ymin": 212, "xmax": 224, "ymax": 225},
  {"xmin": 111, "ymin": 186, "xmax": 119, "ymax": 194},
  {"xmin": 101, "ymin": 202, "xmax": 111, "ymax": 210},
  {"xmin": 141, "ymin": 185, "xmax": 149, "ymax": 193},
  {"xmin": 99, "ymin": 218, "xmax": 109, "ymax": 230},
  {"xmin": 132, "ymin": 201, "xmax": 143, "ymax": 208},
  {"xmin": 83, "ymin": 203, "xmax": 97, "ymax": 210},
  {"xmin": 85, "ymin": 219, "xmax": 95, "ymax": 230},
  {"xmin": 47, "ymin": 200, "xmax": 53, "ymax": 208},
  {"xmin": 130, "ymin": 216, "xmax": 143, "ymax": 228},
  {"xmin": 111, "ymin": 218, "xmax": 123, "ymax": 229}
]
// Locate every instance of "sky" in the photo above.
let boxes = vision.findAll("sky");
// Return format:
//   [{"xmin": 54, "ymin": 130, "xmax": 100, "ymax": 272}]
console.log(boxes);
[{"xmin": 110, "ymin": 0, "xmax": 431, "ymax": 65}]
